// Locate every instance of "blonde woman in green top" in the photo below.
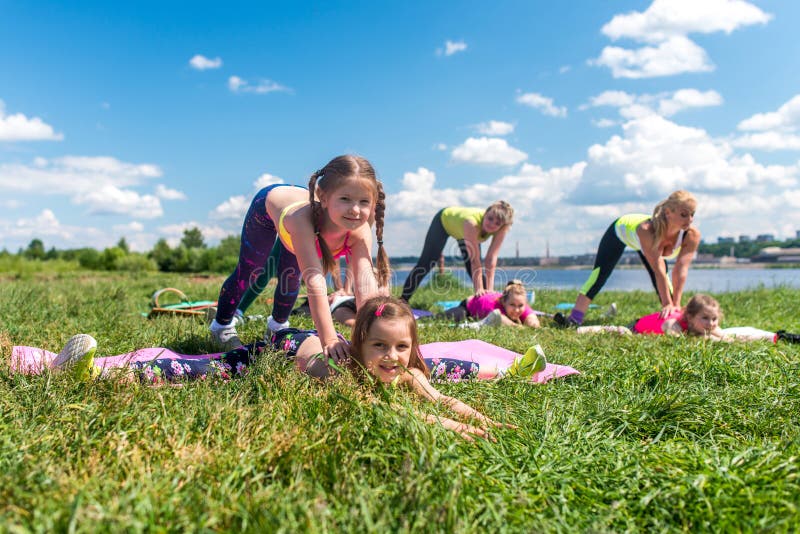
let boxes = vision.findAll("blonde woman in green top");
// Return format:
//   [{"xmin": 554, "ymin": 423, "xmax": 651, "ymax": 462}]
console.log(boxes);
[{"xmin": 401, "ymin": 202, "xmax": 514, "ymax": 302}]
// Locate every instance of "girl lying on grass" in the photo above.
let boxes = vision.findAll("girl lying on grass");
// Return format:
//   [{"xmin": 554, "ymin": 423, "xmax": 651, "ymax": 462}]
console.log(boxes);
[
  {"xmin": 444, "ymin": 280, "xmax": 541, "ymax": 329},
  {"xmin": 34, "ymin": 297, "xmax": 548, "ymax": 440},
  {"xmin": 576, "ymin": 293, "xmax": 800, "ymax": 343}
]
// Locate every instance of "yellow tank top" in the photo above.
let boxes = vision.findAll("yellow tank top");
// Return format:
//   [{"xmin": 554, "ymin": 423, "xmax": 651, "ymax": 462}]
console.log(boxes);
[
  {"xmin": 440, "ymin": 206, "xmax": 491, "ymax": 242},
  {"xmin": 278, "ymin": 201, "xmax": 350, "ymax": 258},
  {"xmin": 614, "ymin": 213, "xmax": 684, "ymax": 260}
]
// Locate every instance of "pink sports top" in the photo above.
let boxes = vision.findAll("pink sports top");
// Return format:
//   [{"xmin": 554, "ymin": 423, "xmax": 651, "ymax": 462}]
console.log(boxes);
[
  {"xmin": 466, "ymin": 292, "xmax": 533, "ymax": 322},
  {"xmin": 277, "ymin": 200, "xmax": 351, "ymax": 259},
  {"xmin": 632, "ymin": 310, "xmax": 687, "ymax": 335}
]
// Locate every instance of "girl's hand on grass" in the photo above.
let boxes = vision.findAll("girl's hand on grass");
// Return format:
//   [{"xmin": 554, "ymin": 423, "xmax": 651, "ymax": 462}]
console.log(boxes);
[{"xmin": 323, "ymin": 340, "xmax": 350, "ymax": 364}]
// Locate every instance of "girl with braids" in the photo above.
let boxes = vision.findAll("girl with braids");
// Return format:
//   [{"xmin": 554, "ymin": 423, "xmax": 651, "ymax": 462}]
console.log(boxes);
[
  {"xmin": 555, "ymin": 190, "xmax": 701, "ymax": 327},
  {"xmin": 210, "ymin": 155, "xmax": 389, "ymax": 364},
  {"xmin": 401, "ymin": 201, "xmax": 514, "ymax": 303}
]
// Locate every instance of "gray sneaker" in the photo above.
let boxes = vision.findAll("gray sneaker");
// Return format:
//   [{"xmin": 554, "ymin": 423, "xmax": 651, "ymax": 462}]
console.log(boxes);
[
  {"xmin": 210, "ymin": 320, "xmax": 243, "ymax": 350},
  {"xmin": 480, "ymin": 309, "xmax": 503, "ymax": 328},
  {"xmin": 53, "ymin": 334, "xmax": 98, "ymax": 379}
]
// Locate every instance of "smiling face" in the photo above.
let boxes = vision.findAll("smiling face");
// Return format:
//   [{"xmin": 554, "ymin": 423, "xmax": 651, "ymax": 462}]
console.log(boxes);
[
  {"xmin": 482, "ymin": 209, "xmax": 504, "ymax": 235},
  {"xmin": 686, "ymin": 305, "xmax": 720, "ymax": 335},
  {"xmin": 360, "ymin": 317, "xmax": 414, "ymax": 383},
  {"xmin": 501, "ymin": 292, "xmax": 526, "ymax": 322},
  {"xmin": 320, "ymin": 179, "xmax": 374, "ymax": 231}
]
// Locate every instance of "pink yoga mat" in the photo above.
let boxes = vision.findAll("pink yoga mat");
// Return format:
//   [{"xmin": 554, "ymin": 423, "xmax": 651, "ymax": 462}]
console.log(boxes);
[
  {"xmin": 420, "ymin": 339, "xmax": 579, "ymax": 384},
  {"xmin": 12, "ymin": 340, "xmax": 579, "ymax": 384}
]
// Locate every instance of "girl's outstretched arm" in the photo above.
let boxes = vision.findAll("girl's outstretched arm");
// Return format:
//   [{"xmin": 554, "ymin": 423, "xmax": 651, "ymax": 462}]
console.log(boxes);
[
  {"xmin": 418, "ymin": 412, "xmax": 494, "ymax": 442},
  {"xmin": 405, "ymin": 369, "xmax": 516, "ymax": 430}
]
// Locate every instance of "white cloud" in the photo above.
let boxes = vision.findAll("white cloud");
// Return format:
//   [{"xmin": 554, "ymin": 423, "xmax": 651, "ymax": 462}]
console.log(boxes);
[
  {"xmin": 0, "ymin": 100, "xmax": 64, "ymax": 142},
  {"xmin": 602, "ymin": 0, "xmax": 771, "ymax": 43},
  {"xmin": 437, "ymin": 40, "xmax": 467, "ymax": 57},
  {"xmin": 228, "ymin": 75, "xmax": 290, "ymax": 94},
  {"xmin": 732, "ymin": 132, "xmax": 800, "ymax": 152},
  {"xmin": 209, "ymin": 195, "xmax": 249, "ymax": 221},
  {"xmin": 516, "ymin": 92, "xmax": 567, "ymax": 118},
  {"xmin": 592, "ymin": 0, "xmax": 770, "ymax": 79},
  {"xmin": 155, "ymin": 184, "xmax": 187, "ymax": 200},
  {"xmin": 733, "ymin": 95, "xmax": 800, "ymax": 151},
  {"xmin": 591, "ymin": 36, "xmax": 712, "ymax": 79},
  {"xmin": 738, "ymin": 95, "xmax": 800, "ymax": 132},
  {"xmin": 592, "ymin": 118, "xmax": 619, "ymax": 128},
  {"xmin": 0, "ymin": 155, "xmax": 164, "ymax": 218},
  {"xmin": 253, "ymin": 173, "xmax": 284, "ymax": 189},
  {"xmin": 75, "ymin": 185, "xmax": 162, "ymax": 218},
  {"xmin": 113, "ymin": 221, "xmax": 145, "ymax": 234},
  {"xmin": 434, "ymin": 143, "xmax": 448, "ymax": 151},
  {"xmin": 572, "ymin": 114, "xmax": 799, "ymax": 206},
  {"xmin": 451, "ymin": 137, "xmax": 528, "ymax": 166},
  {"xmin": 584, "ymin": 88, "xmax": 723, "ymax": 119},
  {"xmin": 475, "ymin": 120, "xmax": 514, "ymax": 136},
  {"xmin": 189, "ymin": 54, "xmax": 223, "ymax": 70},
  {"xmin": 559, "ymin": 65, "xmax": 571, "ymax": 74}
]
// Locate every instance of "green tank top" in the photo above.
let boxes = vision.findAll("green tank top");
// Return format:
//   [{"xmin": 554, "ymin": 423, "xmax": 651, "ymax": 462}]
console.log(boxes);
[
  {"xmin": 440, "ymin": 207, "xmax": 490, "ymax": 242},
  {"xmin": 614, "ymin": 213, "xmax": 684, "ymax": 259}
]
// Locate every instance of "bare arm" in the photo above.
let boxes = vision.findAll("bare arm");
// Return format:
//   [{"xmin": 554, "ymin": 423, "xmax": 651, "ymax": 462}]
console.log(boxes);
[
  {"xmin": 670, "ymin": 226, "xmax": 701, "ymax": 308},
  {"xmin": 289, "ymin": 218, "xmax": 348, "ymax": 363},
  {"xmin": 462, "ymin": 221, "xmax": 485, "ymax": 295},
  {"xmin": 404, "ymin": 369, "xmax": 515, "ymax": 429},
  {"xmin": 638, "ymin": 224, "xmax": 675, "ymax": 316},
  {"xmin": 347, "ymin": 226, "xmax": 380, "ymax": 309},
  {"xmin": 483, "ymin": 225, "xmax": 509, "ymax": 293}
]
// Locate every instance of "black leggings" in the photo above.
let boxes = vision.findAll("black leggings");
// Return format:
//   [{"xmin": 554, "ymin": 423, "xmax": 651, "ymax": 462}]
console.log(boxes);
[
  {"xmin": 401, "ymin": 209, "xmax": 484, "ymax": 301},
  {"xmin": 579, "ymin": 220, "xmax": 668, "ymax": 300}
]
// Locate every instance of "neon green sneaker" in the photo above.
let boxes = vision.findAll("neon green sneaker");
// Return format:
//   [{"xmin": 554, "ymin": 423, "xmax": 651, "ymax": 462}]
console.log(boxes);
[
  {"xmin": 53, "ymin": 334, "xmax": 98, "ymax": 380},
  {"xmin": 506, "ymin": 344, "xmax": 547, "ymax": 377}
]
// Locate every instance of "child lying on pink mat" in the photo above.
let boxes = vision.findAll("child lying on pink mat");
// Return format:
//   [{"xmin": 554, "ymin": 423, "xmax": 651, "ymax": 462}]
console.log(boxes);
[
  {"xmin": 444, "ymin": 280, "xmax": 540, "ymax": 329},
  {"xmin": 14, "ymin": 297, "xmax": 581, "ymax": 440},
  {"xmin": 576, "ymin": 294, "xmax": 799, "ymax": 343}
]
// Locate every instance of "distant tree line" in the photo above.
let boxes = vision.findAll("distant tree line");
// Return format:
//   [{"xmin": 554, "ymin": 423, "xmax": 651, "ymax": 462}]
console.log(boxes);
[
  {"xmin": 4, "ymin": 228, "xmax": 800, "ymax": 273},
  {"xmin": 3, "ymin": 227, "xmax": 241, "ymax": 273}
]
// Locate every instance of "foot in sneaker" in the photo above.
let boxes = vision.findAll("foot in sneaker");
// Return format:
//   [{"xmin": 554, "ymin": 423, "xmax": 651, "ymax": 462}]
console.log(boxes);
[
  {"xmin": 266, "ymin": 315, "xmax": 291, "ymax": 337},
  {"xmin": 604, "ymin": 302, "xmax": 618, "ymax": 318},
  {"xmin": 479, "ymin": 309, "xmax": 503, "ymax": 328},
  {"xmin": 506, "ymin": 344, "xmax": 547, "ymax": 377},
  {"xmin": 777, "ymin": 330, "xmax": 800, "ymax": 344},
  {"xmin": 210, "ymin": 319, "xmax": 243, "ymax": 350},
  {"xmin": 53, "ymin": 334, "xmax": 98, "ymax": 379},
  {"xmin": 553, "ymin": 312, "xmax": 579, "ymax": 328}
]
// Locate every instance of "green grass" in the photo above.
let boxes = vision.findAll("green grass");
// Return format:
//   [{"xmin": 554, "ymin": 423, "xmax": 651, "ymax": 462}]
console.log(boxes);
[{"xmin": 1, "ymin": 272, "xmax": 799, "ymax": 532}]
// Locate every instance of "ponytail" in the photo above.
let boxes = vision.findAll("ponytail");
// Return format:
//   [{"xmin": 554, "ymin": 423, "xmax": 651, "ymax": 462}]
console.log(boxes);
[{"xmin": 308, "ymin": 170, "xmax": 337, "ymax": 274}]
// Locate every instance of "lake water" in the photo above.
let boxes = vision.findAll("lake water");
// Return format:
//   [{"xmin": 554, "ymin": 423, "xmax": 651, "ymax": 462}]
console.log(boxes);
[{"xmin": 389, "ymin": 267, "xmax": 800, "ymax": 294}]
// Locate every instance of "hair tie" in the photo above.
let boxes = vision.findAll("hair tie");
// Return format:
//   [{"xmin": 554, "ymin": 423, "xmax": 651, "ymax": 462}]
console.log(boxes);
[
  {"xmin": 377, "ymin": 240, "xmax": 383, "ymax": 245},
  {"xmin": 375, "ymin": 303, "xmax": 386, "ymax": 317}
]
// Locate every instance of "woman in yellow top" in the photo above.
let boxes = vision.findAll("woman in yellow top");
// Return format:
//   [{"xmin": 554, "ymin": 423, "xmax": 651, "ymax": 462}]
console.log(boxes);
[
  {"xmin": 401, "ymin": 202, "xmax": 514, "ymax": 302},
  {"xmin": 555, "ymin": 190, "xmax": 700, "ymax": 327}
]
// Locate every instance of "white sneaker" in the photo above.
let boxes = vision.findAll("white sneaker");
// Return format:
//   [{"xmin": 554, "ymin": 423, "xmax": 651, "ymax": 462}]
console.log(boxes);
[
  {"xmin": 53, "ymin": 334, "xmax": 98, "ymax": 379},
  {"xmin": 266, "ymin": 315, "xmax": 290, "ymax": 337},
  {"xmin": 604, "ymin": 302, "xmax": 618, "ymax": 318},
  {"xmin": 479, "ymin": 309, "xmax": 503, "ymax": 328},
  {"xmin": 210, "ymin": 319, "xmax": 243, "ymax": 350}
]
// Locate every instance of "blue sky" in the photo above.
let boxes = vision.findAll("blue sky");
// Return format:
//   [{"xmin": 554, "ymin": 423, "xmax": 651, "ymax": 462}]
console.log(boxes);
[{"xmin": 2, "ymin": 0, "xmax": 799, "ymax": 257}]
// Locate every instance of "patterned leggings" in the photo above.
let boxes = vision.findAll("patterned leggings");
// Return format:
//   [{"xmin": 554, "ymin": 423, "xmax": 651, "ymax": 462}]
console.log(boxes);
[
  {"xmin": 130, "ymin": 330, "xmax": 481, "ymax": 384},
  {"xmin": 215, "ymin": 184, "xmax": 304, "ymax": 325}
]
